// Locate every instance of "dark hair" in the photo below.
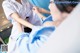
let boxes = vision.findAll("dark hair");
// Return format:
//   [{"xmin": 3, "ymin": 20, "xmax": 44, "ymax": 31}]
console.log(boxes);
[{"xmin": 54, "ymin": 0, "xmax": 80, "ymax": 13}]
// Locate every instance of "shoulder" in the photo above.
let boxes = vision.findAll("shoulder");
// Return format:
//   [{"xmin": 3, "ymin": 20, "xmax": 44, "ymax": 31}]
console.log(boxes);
[
  {"xmin": 2, "ymin": 0, "xmax": 17, "ymax": 8},
  {"xmin": 2, "ymin": 0, "xmax": 17, "ymax": 11},
  {"xmin": 2, "ymin": 0, "xmax": 17, "ymax": 20},
  {"xmin": 2, "ymin": 0, "xmax": 11, "ymax": 7},
  {"xmin": 2, "ymin": 1, "xmax": 15, "ymax": 10}
]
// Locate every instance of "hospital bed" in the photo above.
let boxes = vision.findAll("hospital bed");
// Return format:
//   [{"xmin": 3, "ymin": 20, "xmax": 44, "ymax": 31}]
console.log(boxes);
[{"xmin": 37, "ymin": 4, "xmax": 80, "ymax": 53}]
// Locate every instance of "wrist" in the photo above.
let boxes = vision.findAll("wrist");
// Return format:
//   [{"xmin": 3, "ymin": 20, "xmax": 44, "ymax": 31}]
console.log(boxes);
[{"xmin": 30, "ymin": 25, "xmax": 34, "ymax": 29}]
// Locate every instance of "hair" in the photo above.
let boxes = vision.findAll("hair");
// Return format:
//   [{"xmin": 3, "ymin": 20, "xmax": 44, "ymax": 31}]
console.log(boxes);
[{"xmin": 54, "ymin": 0, "xmax": 80, "ymax": 13}]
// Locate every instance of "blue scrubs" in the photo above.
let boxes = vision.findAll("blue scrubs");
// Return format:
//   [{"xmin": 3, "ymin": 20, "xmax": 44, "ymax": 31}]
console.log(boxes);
[{"xmin": 29, "ymin": 0, "xmax": 50, "ymax": 17}]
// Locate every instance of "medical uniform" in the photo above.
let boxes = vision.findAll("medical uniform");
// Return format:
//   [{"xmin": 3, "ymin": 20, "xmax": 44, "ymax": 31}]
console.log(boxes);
[{"xmin": 2, "ymin": 0, "xmax": 42, "ymax": 53}]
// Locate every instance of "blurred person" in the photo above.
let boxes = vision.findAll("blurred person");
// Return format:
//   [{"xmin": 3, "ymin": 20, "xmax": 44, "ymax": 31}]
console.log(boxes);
[
  {"xmin": 2, "ymin": 0, "xmax": 50, "ymax": 53},
  {"xmin": 2, "ymin": 0, "xmax": 79, "ymax": 53},
  {"xmin": 37, "ymin": 3, "xmax": 80, "ymax": 53},
  {"xmin": 6, "ymin": 0, "xmax": 80, "ymax": 53},
  {"xmin": 33, "ymin": 0, "xmax": 80, "ymax": 27}
]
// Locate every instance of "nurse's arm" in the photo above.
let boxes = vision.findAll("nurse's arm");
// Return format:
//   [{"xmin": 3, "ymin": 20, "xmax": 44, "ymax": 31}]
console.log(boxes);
[
  {"xmin": 38, "ymin": 7, "xmax": 50, "ymax": 14},
  {"xmin": 36, "ymin": 12, "xmax": 46, "ymax": 20},
  {"xmin": 33, "ymin": 7, "xmax": 46, "ymax": 20},
  {"xmin": 10, "ymin": 12, "xmax": 34, "ymax": 29}
]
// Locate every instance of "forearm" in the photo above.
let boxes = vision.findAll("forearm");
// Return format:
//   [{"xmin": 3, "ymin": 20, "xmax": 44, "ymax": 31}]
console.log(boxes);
[
  {"xmin": 11, "ymin": 13, "xmax": 34, "ymax": 29},
  {"xmin": 39, "ymin": 8, "xmax": 50, "ymax": 14},
  {"xmin": 32, "ymin": 7, "xmax": 46, "ymax": 20},
  {"xmin": 37, "ymin": 12, "xmax": 46, "ymax": 20},
  {"xmin": 16, "ymin": 18, "xmax": 34, "ymax": 29}
]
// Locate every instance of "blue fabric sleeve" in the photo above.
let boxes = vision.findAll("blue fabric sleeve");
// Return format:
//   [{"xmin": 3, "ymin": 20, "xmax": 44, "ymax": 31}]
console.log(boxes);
[
  {"xmin": 28, "ymin": 26, "xmax": 55, "ymax": 53},
  {"xmin": 16, "ymin": 26, "xmax": 55, "ymax": 53},
  {"xmin": 43, "ymin": 15, "xmax": 53, "ymax": 23}
]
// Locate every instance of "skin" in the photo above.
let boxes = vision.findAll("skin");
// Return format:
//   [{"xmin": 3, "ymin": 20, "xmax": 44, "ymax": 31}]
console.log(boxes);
[
  {"xmin": 15, "ymin": 0, "xmax": 70, "ymax": 33},
  {"xmin": 33, "ymin": 1, "xmax": 69, "ymax": 27},
  {"xmin": 10, "ymin": 0, "xmax": 50, "ymax": 29}
]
